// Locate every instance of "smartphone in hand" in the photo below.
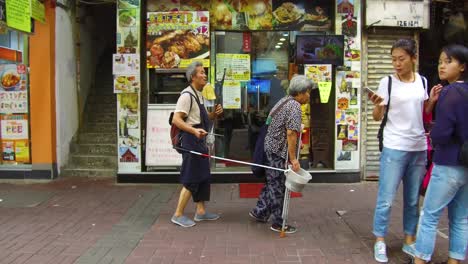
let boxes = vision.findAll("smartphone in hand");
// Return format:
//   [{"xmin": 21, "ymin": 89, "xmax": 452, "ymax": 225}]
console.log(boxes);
[{"xmin": 363, "ymin": 87, "xmax": 376, "ymax": 98}]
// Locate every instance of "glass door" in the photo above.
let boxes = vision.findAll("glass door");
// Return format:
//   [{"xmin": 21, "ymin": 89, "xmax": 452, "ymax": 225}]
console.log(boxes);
[{"xmin": 213, "ymin": 31, "xmax": 290, "ymax": 171}]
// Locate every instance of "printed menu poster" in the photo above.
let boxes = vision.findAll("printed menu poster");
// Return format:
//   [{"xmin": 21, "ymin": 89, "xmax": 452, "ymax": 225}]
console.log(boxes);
[
  {"xmin": 112, "ymin": 54, "xmax": 140, "ymax": 75},
  {"xmin": 304, "ymin": 64, "xmax": 332, "ymax": 103},
  {"xmin": 147, "ymin": 11, "xmax": 210, "ymax": 68},
  {"xmin": 216, "ymin": 54, "xmax": 251, "ymax": 81},
  {"xmin": 0, "ymin": 91, "xmax": 28, "ymax": 113},
  {"xmin": 0, "ymin": 114, "xmax": 29, "ymax": 163},
  {"xmin": 114, "ymin": 75, "xmax": 140, "ymax": 93},
  {"xmin": 222, "ymin": 81, "xmax": 241, "ymax": 109}
]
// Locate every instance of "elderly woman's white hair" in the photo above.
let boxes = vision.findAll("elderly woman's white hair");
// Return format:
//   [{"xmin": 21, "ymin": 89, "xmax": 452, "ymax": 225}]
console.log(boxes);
[
  {"xmin": 288, "ymin": 75, "xmax": 315, "ymax": 96},
  {"xmin": 185, "ymin": 61, "xmax": 204, "ymax": 82}
]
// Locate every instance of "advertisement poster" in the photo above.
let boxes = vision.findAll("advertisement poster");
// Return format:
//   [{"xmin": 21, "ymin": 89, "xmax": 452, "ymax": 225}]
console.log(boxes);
[
  {"xmin": 0, "ymin": 114, "xmax": 29, "ymax": 163},
  {"xmin": 31, "ymin": 0, "xmax": 45, "ymax": 24},
  {"xmin": 1, "ymin": 117, "xmax": 28, "ymax": 140},
  {"xmin": 0, "ymin": 91, "xmax": 28, "ymax": 113},
  {"xmin": 145, "ymin": 106, "xmax": 182, "ymax": 166},
  {"xmin": 119, "ymin": 0, "xmax": 139, "ymax": 9},
  {"xmin": 222, "ymin": 80, "xmax": 241, "ymax": 109},
  {"xmin": 304, "ymin": 64, "xmax": 332, "ymax": 103},
  {"xmin": 114, "ymin": 75, "xmax": 140, "ymax": 93},
  {"xmin": 210, "ymin": 0, "xmax": 272, "ymax": 30},
  {"xmin": 117, "ymin": 93, "xmax": 141, "ymax": 171},
  {"xmin": 147, "ymin": 11, "xmax": 210, "ymax": 68},
  {"xmin": 272, "ymin": 0, "xmax": 332, "ymax": 31},
  {"xmin": 112, "ymin": 54, "xmax": 140, "ymax": 75},
  {"xmin": 216, "ymin": 54, "xmax": 251, "ymax": 81},
  {"xmin": 117, "ymin": 26, "xmax": 139, "ymax": 54},
  {"xmin": 0, "ymin": 64, "xmax": 27, "ymax": 92}
]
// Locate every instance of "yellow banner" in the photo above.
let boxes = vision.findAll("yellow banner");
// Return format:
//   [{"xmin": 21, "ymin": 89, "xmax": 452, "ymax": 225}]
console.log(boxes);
[
  {"xmin": 6, "ymin": 0, "xmax": 31, "ymax": 33},
  {"xmin": 31, "ymin": 0, "xmax": 45, "ymax": 24},
  {"xmin": 178, "ymin": 59, "xmax": 210, "ymax": 69}
]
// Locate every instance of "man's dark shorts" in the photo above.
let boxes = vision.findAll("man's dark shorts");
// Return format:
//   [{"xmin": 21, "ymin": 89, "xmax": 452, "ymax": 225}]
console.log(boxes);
[{"xmin": 183, "ymin": 181, "xmax": 210, "ymax": 202}]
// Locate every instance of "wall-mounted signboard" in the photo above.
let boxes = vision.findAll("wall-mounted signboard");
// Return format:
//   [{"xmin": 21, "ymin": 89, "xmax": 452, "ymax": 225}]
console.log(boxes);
[{"xmin": 366, "ymin": 0, "xmax": 429, "ymax": 29}]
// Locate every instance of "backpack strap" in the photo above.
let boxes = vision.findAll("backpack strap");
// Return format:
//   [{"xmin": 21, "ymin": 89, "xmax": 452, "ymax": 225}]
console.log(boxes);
[
  {"xmin": 377, "ymin": 76, "xmax": 392, "ymax": 151},
  {"xmin": 182, "ymin": 89, "xmax": 204, "ymax": 128},
  {"xmin": 181, "ymin": 91, "xmax": 194, "ymax": 116},
  {"xmin": 421, "ymin": 75, "xmax": 427, "ymax": 91},
  {"xmin": 381, "ymin": 76, "xmax": 392, "ymax": 129}
]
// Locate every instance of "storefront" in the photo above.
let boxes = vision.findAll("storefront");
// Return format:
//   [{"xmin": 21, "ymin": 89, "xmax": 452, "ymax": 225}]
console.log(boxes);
[
  {"xmin": 362, "ymin": 0, "xmax": 430, "ymax": 180},
  {"xmin": 0, "ymin": 0, "xmax": 57, "ymax": 179},
  {"xmin": 115, "ymin": 0, "xmax": 364, "ymax": 183}
]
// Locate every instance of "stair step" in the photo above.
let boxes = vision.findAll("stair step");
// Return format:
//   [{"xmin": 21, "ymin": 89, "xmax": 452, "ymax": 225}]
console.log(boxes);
[
  {"xmin": 69, "ymin": 154, "xmax": 117, "ymax": 169},
  {"xmin": 71, "ymin": 143, "xmax": 117, "ymax": 156},
  {"xmin": 87, "ymin": 96, "xmax": 116, "ymax": 104},
  {"xmin": 61, "ymin": 168, "xmax": 116, "ymax": 177},
  {"xmin": 87, "ymin": 104, "xmax": 116, "ymax": 113},
  {"xmin": 81, "ymin": 122, "xmax": 117, "ymax": 133},
  {"xmin": 78, "ymin": 132, "xmax": 117, "ymax": 144},
  {"xmin": 86, "ymin": 115, "xmax": 117, "ymax": 123}
]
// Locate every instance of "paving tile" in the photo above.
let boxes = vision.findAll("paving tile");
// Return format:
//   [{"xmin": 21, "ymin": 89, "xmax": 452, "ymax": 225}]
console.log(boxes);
[{"xmin": 0, "ymin": 179, "xmax": 466, "ymax": 264}]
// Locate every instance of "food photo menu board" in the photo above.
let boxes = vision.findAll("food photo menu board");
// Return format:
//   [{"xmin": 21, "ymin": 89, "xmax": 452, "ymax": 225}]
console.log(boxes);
[
  {"xmin": 272, "ymin": 0, "xmax": 332, "ymax": 30},
  {"xmin": 147, "ymin": 11, "xmax": 210, "ymax": 68}
]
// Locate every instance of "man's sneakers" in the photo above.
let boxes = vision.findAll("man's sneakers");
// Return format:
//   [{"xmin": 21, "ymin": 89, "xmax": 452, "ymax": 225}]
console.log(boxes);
[
  {"xmin": 374, "ymin": 241, "xmax": 388, "ymax": 263},
  {"xmin": 194, "ymin": 212, "xmax": 220, "ymax": 222},
  {"xmin": 402, "ymin": 243, "xmax": 416, "ymax": 257},
  {"xmin": 171, "ymin": 215, "xmax": 196, "ymax": 228}
]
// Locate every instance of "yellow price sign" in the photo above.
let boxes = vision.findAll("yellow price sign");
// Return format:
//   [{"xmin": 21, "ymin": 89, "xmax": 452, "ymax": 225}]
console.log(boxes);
[{"xmin": 318, "ymin": 82, "xmax": 332, "ymax": 103}]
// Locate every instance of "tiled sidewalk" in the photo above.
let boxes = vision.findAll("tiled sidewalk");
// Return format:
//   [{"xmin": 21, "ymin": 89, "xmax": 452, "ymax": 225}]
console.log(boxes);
[{"xmin": 0, "ymin": 178, "xmax": 464, "ymax": 264}]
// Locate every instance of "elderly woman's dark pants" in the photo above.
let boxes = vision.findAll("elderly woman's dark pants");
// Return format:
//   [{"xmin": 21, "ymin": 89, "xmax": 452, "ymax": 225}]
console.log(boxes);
[{"xmin": 252, "ymin": 152, "xmax": 286, "ymax": 226}]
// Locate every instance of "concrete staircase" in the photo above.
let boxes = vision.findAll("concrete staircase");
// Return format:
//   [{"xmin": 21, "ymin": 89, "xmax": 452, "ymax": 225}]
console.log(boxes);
[{"xmin": 62, "ymin": 59, "xmax": 118, "ymax": 177}]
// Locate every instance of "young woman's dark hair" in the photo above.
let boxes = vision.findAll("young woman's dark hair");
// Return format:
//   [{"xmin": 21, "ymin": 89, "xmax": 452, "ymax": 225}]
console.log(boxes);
[
  {"xmin": 391, "ymin": 38, "xmax": 417, "ymax": 57},
  {"xmin": 441, "ymin": 44, "xmax": 468, "ymax": 82}
]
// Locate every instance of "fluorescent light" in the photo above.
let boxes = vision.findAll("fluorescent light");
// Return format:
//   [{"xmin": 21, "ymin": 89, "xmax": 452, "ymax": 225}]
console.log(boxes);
[
  {"xmin": 275, "ymin": 45, "xmax": 281, "ymax": 49},
  {"xmin": 277, "ymin": 42, "xmax": 283, "ymax": 45},
  {"xmin": 282, "ymin": 33, "xmax": 289, "ymax": 36},
  {"xmin": 280, "ymin": 38, "xmax": 286, "ymax": 41}
]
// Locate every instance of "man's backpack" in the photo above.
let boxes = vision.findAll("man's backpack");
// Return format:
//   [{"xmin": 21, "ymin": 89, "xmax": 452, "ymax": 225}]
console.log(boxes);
[
  {"xmin": 168, "ymin": 91, "xmax": 198, "ymax": 153},
  {"xmin": 251, "ymin": 98, "xmax": 292, "ymax": 178}
]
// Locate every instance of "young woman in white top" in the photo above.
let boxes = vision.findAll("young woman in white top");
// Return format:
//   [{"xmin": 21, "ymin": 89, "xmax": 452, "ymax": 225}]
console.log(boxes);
[{"xmin": 368, "ymin": 39, "xmax": 441, "ymax": 263}]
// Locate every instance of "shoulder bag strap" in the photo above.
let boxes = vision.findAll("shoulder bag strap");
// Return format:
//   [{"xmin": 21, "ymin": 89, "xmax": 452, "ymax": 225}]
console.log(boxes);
[
  {"xmin": 265, "ymin": 98, "xmax": 292, "ymax": 125},
  {"xmin": 270, "ymin": 98, "xmax": 292, "ymax": 118},
  {"xmin": 381, "ymin": 76, "xmax": 392, "ymax": 129}
]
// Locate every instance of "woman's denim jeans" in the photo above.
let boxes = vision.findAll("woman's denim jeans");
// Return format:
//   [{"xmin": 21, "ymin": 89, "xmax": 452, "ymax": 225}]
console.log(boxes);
[
  {"xmin": 414, "ymin": 164, "xmax": 468, "ymax": 261},
  {"xmin": 373, "ymin": 147, "xmax": 426, "ymax": 237}
]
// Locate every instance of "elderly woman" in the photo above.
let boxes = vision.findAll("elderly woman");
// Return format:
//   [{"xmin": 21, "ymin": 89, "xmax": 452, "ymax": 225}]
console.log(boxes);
[{"xmin": 249, "ymin": 75, "xmax": 313, "ymax": 233}]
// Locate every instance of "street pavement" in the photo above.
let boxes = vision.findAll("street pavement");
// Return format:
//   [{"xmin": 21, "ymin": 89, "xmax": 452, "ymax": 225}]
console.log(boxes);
[{"xmin": 0, "ymin": 177, "xmax": 465, "ymax": 264}]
